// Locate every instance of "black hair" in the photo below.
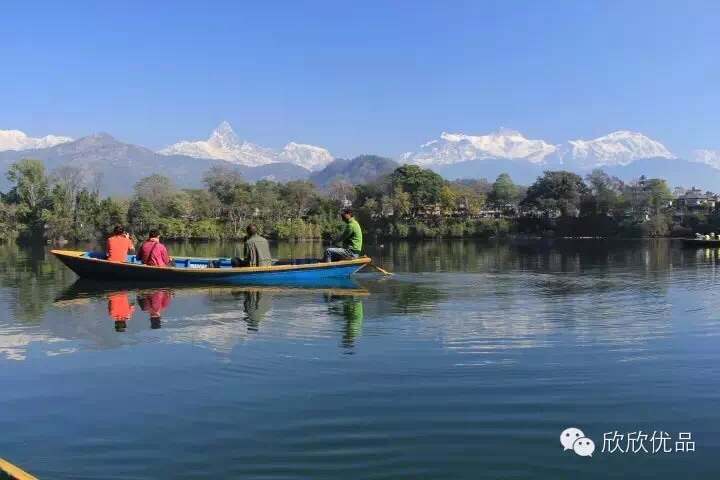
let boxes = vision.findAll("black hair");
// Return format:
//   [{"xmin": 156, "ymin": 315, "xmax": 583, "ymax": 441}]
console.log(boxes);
[
  {"xmin": 246, "ymin": 224, "xmax": 258, "ymax": 236},
  {"xmin": 148, "ymin": 229, "xmax": 161, "ymax": 238},
  {"xmin": 342, "ymin": 208, "xmax": 353, "ymax": 216},
  {"xmin": 113, "ymin": 224, "xmax": 125, "ymax": 235}
]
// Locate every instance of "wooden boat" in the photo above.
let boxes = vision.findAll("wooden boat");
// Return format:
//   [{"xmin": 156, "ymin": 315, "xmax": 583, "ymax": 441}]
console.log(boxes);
[
  {"xmin": 51, "ymin": 250, "xmax": 371, "ymax": 285},
  {"xmin": 0, "ymin": 458, "xmax": 38, "ymax": 480},
  {"xmin": 680, "ymin": 238, "xmax": 720, "ymax": 247}
]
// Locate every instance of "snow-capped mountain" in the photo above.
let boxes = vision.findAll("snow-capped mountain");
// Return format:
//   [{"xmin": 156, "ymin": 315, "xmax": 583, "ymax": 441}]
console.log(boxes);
[
  {"xmin": 403, "ymin": 129, "xmax": 675, "ymax": 169},
  {"xmin": 278, "ymin": 142, "xmax": 334, "ymax": 171},
  {"xmin": 691, "ymin": 149, "xmax": 720, "ymax": 169},
  {"xmin": 0, "ymin": 129, "xmax": 72, "ymax": 151},
  {"xmin": 556, "ymin": 131, "xmax": 675, "ymax": 168},
  {"xmin": 159, "ymin": 121, "xmax": 334, "ymax": 171},
  {"xmin": 401, "ymin": 128, "xmax": 557, "ymax": 166}
]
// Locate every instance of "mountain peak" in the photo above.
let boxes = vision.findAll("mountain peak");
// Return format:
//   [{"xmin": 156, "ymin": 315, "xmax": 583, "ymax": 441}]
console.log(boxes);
[
  {"xmin": 407, "ymin": 130, "xmax": 556, "ymax": 166},
  {"xmin": 213, "ymin": 121, "xmax": 234, "ymax": 136},
  {"xmin": 560, "ymin": 131, "xmax": 674, "ymax": 167},
  {"xmin": 0, "ymin": 128, "xmax": 72, "ymax": 152},
  {"xmin": 495, "ymin": 127, "xmax": 523, "ymax": 137},
  {"xmin": 159, "ymin": 123, "xmax": 333, "ymax": 170}
]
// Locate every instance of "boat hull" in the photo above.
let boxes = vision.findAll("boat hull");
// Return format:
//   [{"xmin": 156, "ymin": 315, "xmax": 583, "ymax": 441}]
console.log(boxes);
[
  {"xmin": 51, "ymin": 250, "xmax": 370, "ymax": 285},
  {"xmin": 680, "ymin": 238, "xmax": 720, "ymax": 247}
]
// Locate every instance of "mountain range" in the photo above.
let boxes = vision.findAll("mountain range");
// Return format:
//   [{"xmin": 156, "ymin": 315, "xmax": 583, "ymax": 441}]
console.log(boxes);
[
  {"xmin": 1, "ymin": 124, "xmax": 720, "ymax": 194},
  {"xmin": 0, "ymin": 133, "xmax": 310, "ymax": 196},
  {"xmin": 159, "ymin": 121, "xmax": 334, "ymax": 171},
  {"xmin": 403, "ymin": 129, "xmax": 720, "ymax": 188}
]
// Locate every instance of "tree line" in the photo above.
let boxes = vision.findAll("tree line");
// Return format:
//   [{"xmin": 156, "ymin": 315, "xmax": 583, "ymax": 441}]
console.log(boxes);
[{"xmin": 0, "ymin": 157, "xmax": 716, "ymax": 244}]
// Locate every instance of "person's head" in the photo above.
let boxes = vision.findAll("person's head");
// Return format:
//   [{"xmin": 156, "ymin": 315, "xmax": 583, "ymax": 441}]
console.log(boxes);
[
  {"xmin": 114, "ymin": 320, "xmax": 127, "ymax": 332},
  {"xmin": 341, "ymin": 208, "xmax": 353, "ymax": 222},
  {"xmin": 148, "ymin": 229, "xmax": 161, "ymax": 240},
  {"xmin": 246, "ymin": 224, "xmax": 258, "ymax": 237},
  {"xmin": 113, "ymin": 224, "xmax": 125, "ymax": 236},
  {"xmin": 150, "ymin": 313, "xmax": 162, "ymax": 329}
]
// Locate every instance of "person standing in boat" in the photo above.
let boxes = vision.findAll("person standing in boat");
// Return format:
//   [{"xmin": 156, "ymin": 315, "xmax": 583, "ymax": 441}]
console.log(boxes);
[
  {"xmin": 324, "ymin": 208, "xmax": 363, "ymax": 262},
  {"xmin": 106, "ymin": 224, "xmax": 135, "ymax": 262},
  {"xmin": 137, "ymin": 229, "xmax": 172, "ymax": 267},
  {"xmin": 232, "ymin": 224, "xmax": 272, "ymax": 267}
]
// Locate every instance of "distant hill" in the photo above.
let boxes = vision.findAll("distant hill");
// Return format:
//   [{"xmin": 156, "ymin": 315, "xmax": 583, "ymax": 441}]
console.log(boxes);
[
  {"xmin": 310, "ymin": 155, "xmax": 399, "ymax": 190},
  {"xmin": 0, "ymin": 133, "xmax": 310, "ymax": 195},
  {"xmin": 602, "ymin": 158, "xmax": 720, "ymax": 190},
  {"xmin": 436, "ymin": 158, "xmax": 544, "ymax": 185}
]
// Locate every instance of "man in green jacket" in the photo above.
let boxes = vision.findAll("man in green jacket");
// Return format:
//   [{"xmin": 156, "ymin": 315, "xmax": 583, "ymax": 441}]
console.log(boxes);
[
  {"xmin": 233, "ymin": 224, "xmax": 273, "ymax": 267},
  {"xmin": 325, "ymin": 208, "xmax": 363, "ymax": 262}
]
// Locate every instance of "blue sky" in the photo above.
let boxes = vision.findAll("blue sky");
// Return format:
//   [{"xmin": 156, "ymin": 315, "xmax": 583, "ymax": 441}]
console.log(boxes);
[{"xmin": 0, "ymin": 0, "xmax": 718, "ymax": 158}]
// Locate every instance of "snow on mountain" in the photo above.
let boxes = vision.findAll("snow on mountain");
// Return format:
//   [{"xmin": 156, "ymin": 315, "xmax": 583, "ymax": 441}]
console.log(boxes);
[
  {"xmin": 401, "ymin": 128, "xmax": 557, "ymax": 166},
  {"xmin": 278, "ymin": 142, "xmax": 334, "ymax": 171},
  {"xmin": 691, "ymin": 149, "xmax": 720, "ymax": 169},
  {"xmin": 159, "ymin": 121, "xmax": 333, "ymax": 170},
  {"xmin": 556, "ymin": 131, "xmax": 675, "ymax": 168},
  {"xmin": 403, "ymin": 129, "xmax": 675, "ymax": 169},
  {"xmin": 0, "ymin": 129, "xmax": 72, "ymax": 151}
]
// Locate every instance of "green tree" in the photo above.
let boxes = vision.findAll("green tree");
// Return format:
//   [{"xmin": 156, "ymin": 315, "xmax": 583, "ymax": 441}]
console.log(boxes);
[
  {"xmin": 391, "ymin": 165, "xmax": 444, "ymax": 216},
  {"xmin": 523, "ymin": 171, "xmax": 588, "ymax": 217},
  {"xmin": 282, "ymin": 180, "xmax": 317, "ymax": 218},
  {"xmin": 584, "ymin": 169, "xmax": 624, "ymax": 216},
  {"xmin": 646, "ymin": 179, "xmax": 673, "ymax": 215},
  {"xmin": 127, "ymin": 197, "xmax": 160, "ymax": 235},
  {"xmin": 6, "ymin": 158, "xmax": 51, "ymax": 237},
  {"xmin": 488, "ymin": 173, "xmax": 517, "ymax": 208}
]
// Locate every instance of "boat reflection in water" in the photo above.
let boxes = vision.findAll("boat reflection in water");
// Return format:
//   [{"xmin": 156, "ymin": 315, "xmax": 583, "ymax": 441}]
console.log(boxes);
[{"xmin": 54, "ymin": 278, "xmax": 371, "ymax": 348}]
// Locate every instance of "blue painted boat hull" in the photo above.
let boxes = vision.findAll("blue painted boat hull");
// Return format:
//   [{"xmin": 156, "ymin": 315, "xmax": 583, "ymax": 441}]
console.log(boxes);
[{"xmin": 51, "ymin": 250, "xmax": 371, "ymax": 285}]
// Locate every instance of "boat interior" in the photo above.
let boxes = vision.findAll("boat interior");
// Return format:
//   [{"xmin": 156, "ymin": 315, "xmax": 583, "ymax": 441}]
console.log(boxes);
[{"xmin": 81, "ymin": 252, "xmax": 324, "ymax": 269}]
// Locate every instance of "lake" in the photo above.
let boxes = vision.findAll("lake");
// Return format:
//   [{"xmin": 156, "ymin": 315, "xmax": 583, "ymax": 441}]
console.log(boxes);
[{"xmin": 1, "ymin": 239, "xmax": 718, "ymax": 479}]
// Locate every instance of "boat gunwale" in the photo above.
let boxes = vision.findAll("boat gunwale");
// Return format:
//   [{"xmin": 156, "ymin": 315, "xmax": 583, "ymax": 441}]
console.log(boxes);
[{"xmin": 50, "ymin": 249, "xmax": 371, "ymax": 275}]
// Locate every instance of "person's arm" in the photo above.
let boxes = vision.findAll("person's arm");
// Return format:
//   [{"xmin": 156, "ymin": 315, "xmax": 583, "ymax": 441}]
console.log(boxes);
[
  {"xmin": 333, "ymin": 223, "xmax": 352, "ymax": 247},
  {"xmin": 161, "ymin": 245, "xmax": 171, "ymax": 265},
  {"xmin": 126, "ymin": 236, "xmax": 135, "ymax": 252}
]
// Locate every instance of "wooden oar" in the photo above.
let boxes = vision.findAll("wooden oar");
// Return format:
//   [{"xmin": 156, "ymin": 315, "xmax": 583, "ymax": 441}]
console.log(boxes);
[
  {"xmin": 0, "ymin": 458, "xmax": 38, "ymax": 480},
  {"xmin": 367, "ymin": 262, "xmax": 394, "ymax": 275}
]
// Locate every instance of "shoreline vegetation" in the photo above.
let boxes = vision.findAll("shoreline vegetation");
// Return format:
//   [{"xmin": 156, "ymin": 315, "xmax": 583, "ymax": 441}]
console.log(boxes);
[{"xmin": 1, "ymin": 157, "xmax": 719, "ymax": 245}]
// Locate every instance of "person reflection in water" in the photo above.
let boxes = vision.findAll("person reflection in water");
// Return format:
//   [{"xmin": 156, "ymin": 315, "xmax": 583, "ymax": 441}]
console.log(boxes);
[
  {"xmin": 108, "ymin": 291, "xmax": 134, "ymax": 332},
  {"xmin": 136, "ymin": 290, "xmax": 171, "ymax": 329},
  {"xmin": 324, "ymin": 293, "xmax": 364, "ymax": 351},
  {"xmin": 231, "ymin": 289, "xmax": 271, "ymax": 331}
]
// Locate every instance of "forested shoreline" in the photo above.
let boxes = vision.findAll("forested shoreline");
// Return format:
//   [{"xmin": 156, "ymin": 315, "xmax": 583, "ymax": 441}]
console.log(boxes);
[{"xmin": 1, "ymin": 157, "xmax": 718, "ymax": 244}]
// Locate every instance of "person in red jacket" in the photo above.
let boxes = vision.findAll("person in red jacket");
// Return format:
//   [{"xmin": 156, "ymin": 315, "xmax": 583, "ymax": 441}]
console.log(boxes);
[
  {"xmin": 106, "ymin": 224, "xmax": 135, "ymax": 262},
  {"xmin": 136, "ymin": 229, "xmax": 172, "ymax": 267}
]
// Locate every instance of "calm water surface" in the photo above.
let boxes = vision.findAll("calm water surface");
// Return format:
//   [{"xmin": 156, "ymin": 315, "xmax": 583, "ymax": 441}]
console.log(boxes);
[{"xmin": 1, "ymin": 239, "xmax": 719, "ymax": 479}]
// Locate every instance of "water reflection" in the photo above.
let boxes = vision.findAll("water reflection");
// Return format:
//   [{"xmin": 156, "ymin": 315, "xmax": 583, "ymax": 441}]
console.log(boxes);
[
  {"xmin": 108, "ymin": 291, "xmax": 134, "ymax": 332},
  {"xmin": 324, "ymin": 291, "xmax": 365, "ymax": 350},
  {"xmin": 136, "ymin": 290, "xmax": 172, "ymax": 329}
]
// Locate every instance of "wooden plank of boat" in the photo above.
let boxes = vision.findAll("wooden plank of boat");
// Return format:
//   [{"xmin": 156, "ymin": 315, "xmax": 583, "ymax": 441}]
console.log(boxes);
[
  {"xmin": 0, "ymin": 458, "xmax": 38, "ymax": 480},
  {"xmin": 51, "ymin": 249, "xmax": 371, "ymax": 284}
]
